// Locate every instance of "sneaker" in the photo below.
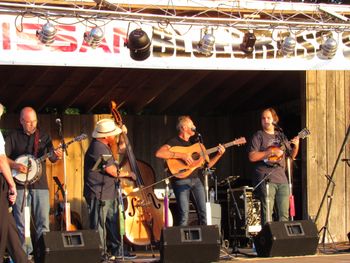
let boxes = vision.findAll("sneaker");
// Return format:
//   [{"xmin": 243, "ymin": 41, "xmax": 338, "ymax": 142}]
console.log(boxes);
[{"xmin": 116, "ymin": 252, "xmax": 137, "ymax": 260}]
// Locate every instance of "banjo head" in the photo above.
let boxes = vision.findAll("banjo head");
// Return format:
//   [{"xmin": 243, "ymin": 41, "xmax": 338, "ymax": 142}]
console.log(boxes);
[{"xmin": 12, "ymin": 155, "xmax": 42, "ymax": 185}]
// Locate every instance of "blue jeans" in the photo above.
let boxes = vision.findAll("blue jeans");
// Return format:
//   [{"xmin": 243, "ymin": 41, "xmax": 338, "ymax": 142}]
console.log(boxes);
[
  {"xmin": 13, "ymin": 189, "xmax": 50, "ymax": 255},
  {"xmin": 259, "ymin": 183, "xmax": 290, "ymax": 225},
  {"xmin": 171, "ymin": 177, "xmax": 207, "ymax": 226},
  {"xmin": 86, "ymin": 198, "xmax": 121, "ymax": 256}
]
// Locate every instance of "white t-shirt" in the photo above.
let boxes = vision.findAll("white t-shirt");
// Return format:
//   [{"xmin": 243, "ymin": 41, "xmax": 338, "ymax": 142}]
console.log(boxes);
[{"xmin": 0, "ymin": 131, "xmax": 5, "ymax": 155}]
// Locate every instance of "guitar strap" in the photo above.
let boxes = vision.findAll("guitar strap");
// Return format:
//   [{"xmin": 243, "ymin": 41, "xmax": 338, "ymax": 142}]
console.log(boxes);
[{"xmin": 33, "ymin": 129, "xmax": 40, "ymax": 158}]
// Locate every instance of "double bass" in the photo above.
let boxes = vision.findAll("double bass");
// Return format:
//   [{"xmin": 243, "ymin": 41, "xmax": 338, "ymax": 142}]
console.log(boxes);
[{"xmin": 110, "ymin": 101, "xmax": 173, "ymax": 246}]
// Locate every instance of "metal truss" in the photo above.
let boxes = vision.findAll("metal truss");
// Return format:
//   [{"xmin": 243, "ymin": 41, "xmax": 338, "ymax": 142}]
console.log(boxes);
[{"xmin": 0, "ymin": 0, "xmax": 350, "ymax": 31}]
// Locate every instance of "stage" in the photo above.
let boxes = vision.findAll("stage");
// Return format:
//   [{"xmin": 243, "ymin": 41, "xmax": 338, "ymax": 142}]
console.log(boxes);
[{"xmin": 113, "ymin": 243, "xmax": 350, "ymax": 262}]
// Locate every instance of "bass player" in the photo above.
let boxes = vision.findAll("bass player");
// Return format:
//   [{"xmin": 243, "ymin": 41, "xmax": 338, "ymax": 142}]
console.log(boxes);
[{"xmin": 155, "ymin": 115, "xmax": 225, "ymax": 226}]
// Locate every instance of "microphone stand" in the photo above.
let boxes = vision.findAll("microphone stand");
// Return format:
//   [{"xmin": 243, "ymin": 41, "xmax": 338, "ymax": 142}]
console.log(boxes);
[
  {"xmin": 253, "ymin": 171, "xmax": 272, "ymax": 224},
  {"xmin": 226, "ymin": 176, "xmax": 242, "ymax": 256},
  {"xmin": 276, "ymin": 130, "xmax": 295, "ymax": 221},
  {"xmin": 21, "ymin": 157, "xmax": 31, "ymax": 256},
  {"xmin": 57, "ymin": 119, "xmax": 71, "ymax": 231},
  {"xmin": 197, "ymin": 133, "xmax": 214, "ymax": 225}
]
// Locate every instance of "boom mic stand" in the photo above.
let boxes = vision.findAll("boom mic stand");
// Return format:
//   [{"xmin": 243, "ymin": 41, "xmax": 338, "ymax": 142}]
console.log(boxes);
[{"xmin": 315, "ymin": 124, "xmax": 350, "ymax": 252}]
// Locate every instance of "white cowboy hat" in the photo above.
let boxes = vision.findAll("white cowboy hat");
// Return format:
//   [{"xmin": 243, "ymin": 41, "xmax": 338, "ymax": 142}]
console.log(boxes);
[{"xmin": 92, "ymin": 118, "xmax": 122, "ymax": 138}]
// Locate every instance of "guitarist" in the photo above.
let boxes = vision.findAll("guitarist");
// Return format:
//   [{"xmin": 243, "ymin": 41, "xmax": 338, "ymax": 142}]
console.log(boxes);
[
  {"xmin": 5, "ymin": 107, "xmax": 62, "ymax": 261},
  {"xmin": 155, "ymin": 116, "xmax": 225, "ymax": 226},
  {"xmin": 248, "ymin": 107, "xmax": 300, "ymax": 226}
]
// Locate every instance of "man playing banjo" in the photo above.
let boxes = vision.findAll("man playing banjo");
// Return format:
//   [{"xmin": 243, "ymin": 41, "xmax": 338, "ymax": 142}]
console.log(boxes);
[{"xmin": 5, "ymin": 106, "xmax": 62, "ymax": 261}]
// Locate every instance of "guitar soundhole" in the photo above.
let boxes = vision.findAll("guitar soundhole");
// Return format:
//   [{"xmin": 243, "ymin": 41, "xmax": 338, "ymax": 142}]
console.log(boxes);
[{"xmin": 192, "ymin": 152, "xmax": 200, "ymax": 161}]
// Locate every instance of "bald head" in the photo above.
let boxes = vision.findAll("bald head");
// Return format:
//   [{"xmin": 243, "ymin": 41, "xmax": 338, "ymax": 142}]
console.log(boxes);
[{"xmin": 20, "ymin": 107, "xmax": 38, "ymax": 135}]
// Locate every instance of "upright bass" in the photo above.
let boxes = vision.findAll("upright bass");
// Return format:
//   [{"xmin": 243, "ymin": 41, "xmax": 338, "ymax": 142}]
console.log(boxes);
[{"xmin": 110, "ymin": 101, "xmax": 173, "ymax": 246}]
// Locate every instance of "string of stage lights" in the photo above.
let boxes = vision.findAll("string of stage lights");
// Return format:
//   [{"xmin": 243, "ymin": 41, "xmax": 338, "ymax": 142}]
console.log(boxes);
[{"xmin": 0, "ymin": 0, "xmax": 349, "ymax": 60}]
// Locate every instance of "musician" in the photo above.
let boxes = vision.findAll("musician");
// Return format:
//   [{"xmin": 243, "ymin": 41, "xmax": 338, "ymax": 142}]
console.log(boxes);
[
  {"xmin": 84, "ymin": 118, "xmax": 136, "ymax": 260},
  {"xmin": 155, "ymin": 115, "xmax": 225, "ymax": 226},
  {"xmin": 4, "ymin": 107, "xmax": 62, "ymax": 260},
  {"xmin": 248, "ymin": 107, "xmax": 299, "ymax": 225},
  {"xmin": 0, "ymin": 103, "xmax": 28, "ymax": 263}
]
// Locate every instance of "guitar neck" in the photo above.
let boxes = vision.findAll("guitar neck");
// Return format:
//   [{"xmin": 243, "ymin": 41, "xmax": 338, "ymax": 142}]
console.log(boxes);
[{"xmin": 206, "ymin": 141, "xmax": 236, "ymax": 155}]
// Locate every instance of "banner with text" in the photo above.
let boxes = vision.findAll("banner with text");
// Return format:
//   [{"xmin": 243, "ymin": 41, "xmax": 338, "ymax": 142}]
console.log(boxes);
[{"xmin": 0, "ymin": 15, "xmax": 349, "ymax": 70}]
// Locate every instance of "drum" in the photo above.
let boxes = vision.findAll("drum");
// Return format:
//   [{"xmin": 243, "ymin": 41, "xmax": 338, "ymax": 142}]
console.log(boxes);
[{"xmin": 12, "ymin": 154, "xmax": 42, "ymax": 185}]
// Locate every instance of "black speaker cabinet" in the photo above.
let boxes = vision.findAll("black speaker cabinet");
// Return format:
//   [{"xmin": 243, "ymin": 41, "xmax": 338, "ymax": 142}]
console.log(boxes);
[
  {"xmin": 36, "ymin": 230, "xmax": 102, "ymax": 263},
  {"xmin": 254, "ymin": 220, "xmax": 319, "ymax": 257},
  {"xmin": 160, "ymin": 225, "xmax": 220, "ymax": 263}
]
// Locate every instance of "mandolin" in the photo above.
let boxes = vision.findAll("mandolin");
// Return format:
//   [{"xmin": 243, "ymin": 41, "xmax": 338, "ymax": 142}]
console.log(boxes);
[
  {"xmin": 166, "ymin": 137, "xmax": 246, "ymax": 179},
  {"xmin": 264, "ymin": 128, "xmax": 310, "ymax": 165}
]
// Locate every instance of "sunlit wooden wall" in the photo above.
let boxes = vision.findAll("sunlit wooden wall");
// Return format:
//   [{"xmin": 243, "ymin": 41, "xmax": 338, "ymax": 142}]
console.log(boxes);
[{"xmin": 305, "ymin": 70, "xmax": 350, "ymax": 243}]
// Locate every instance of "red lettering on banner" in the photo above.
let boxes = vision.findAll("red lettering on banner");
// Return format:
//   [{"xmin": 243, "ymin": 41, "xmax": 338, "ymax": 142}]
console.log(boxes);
[
  {"xmin": 2, "ymin": 23, "xmax": 10, "ymax": 50},
  {"xmin": 113, "ymin": 28, "xmax": 126, "ymax": 53},
  {"xmin": 79, "ymin": 33, "xmax": 112, "ymax": 53},
  {"xmin": 51, "ymin": 25, "xmax": 78, "ymax": 52},
  {"xmin": 16, "ymin": 23, "xmax": 43, "ymax": 51}
]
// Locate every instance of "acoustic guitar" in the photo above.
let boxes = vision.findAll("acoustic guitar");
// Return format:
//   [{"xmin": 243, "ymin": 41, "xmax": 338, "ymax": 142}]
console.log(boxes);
[
  {"xmin": 264, "ymin": 128, "xmax": 310, "ymax": 166},
  {"xmin": 166, "ymin": 137, "xmax": 246, "ymax": 179}
]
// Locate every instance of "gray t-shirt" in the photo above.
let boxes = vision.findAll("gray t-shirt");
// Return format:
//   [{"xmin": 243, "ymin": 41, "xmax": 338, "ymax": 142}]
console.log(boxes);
[
  {"xmin": 248, "ymin": 130, "xmax": 289, "ymax": 185},
  {"xmin": 84, "ymin": 139, "xmax": 118, "ymax": 200}
]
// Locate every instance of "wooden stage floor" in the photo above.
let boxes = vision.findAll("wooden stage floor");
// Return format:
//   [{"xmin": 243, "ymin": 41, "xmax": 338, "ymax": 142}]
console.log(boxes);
[{"xmin": 116, "ymin": 243, "xmax": 350, "ymax": 263}]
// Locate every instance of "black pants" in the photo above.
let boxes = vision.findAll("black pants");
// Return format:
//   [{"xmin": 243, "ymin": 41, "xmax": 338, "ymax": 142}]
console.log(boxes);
[{"xmin": 0, "ymin": 175, "xmax": 27, "ymax": 263}]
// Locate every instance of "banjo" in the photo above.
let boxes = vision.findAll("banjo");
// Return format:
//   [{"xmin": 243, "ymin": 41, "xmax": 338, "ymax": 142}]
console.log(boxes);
[{"xmin": 12, "ymin": 133, "xmax": 87, "ymax": 185}]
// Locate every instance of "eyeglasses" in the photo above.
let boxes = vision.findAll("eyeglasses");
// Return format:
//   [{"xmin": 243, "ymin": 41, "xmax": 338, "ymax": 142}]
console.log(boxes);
[{"xmin": 22, "ymin": 119, "xmax": 37, "ymax": 125}]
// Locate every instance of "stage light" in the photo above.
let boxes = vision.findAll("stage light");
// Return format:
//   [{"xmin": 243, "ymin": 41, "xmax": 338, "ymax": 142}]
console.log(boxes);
[
  {"xmin": 125, "ymin": 28, "xmax": 151, "ymax": 61},
  {"xmin": 240, "ymin": 31, "xmax": 256, "ymax": 54},
  {"xmin": 84, "ymin": 27, "xmax": 104, "ymax": 49},
  {"xmin": 198, "ymin": 28, "xmax": 215, "ymax": 56},
  {"xmin": 320, "ymin": 37, "xmax": 338, "ymax": 58},
  {"xmin": 36, "ymin": 22, "xmax": 57, "ymax": 45},
  {"xmin": 281, "ymin": 36, "xmax": 296, "ymax": 57}
]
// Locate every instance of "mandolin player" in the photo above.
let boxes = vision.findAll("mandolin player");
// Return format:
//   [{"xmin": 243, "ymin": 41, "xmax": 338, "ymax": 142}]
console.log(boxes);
[{"xmin": 248, "ymin": 107, "xmax": 300, "ymax": 226}]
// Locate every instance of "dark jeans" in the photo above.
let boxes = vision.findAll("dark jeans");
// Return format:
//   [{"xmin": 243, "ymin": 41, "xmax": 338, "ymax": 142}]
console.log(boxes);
[
  {"xmin": 86, "ymin": 198, "xmax": 121, "ymax": 256},
  {"xmin": 172, "ymin": 177, "xmax": 207, "ymax": 226}
]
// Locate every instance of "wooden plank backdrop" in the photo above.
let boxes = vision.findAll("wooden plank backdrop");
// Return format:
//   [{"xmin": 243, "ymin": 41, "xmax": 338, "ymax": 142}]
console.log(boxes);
[
  {"xmin": 0, "ymin": 71, "xmax": 348, "ymax": 241},
  {"xmin": 305, "ymin": 70, "xmax": 350, "ymax": 243}
]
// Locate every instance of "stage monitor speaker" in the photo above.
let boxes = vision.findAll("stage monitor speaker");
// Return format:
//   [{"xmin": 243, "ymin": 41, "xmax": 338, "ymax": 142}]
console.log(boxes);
[
  {"xmin": 160, "ymin": 225, "xmax": 220, "ymax": 263},
  {"xmin": 254, "ymin": 220, "xmax": 319, "ymax": 257},
  {"xmin": 36, "ymin": 230, "xmax": 102, "ymax": 263}
]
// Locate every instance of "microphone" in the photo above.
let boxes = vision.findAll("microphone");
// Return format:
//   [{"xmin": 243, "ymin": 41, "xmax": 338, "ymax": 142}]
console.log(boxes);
[
  {"xmin": 191, "ymin": 127, "xmax": 196, "ymax": 132},
  {"xmin": 272, "ymin": 121, "xmax": 283, "ymax": 132},
  {"xmin": 55, "ymin": 118, "xmax": 62, "ymax": 126}
]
